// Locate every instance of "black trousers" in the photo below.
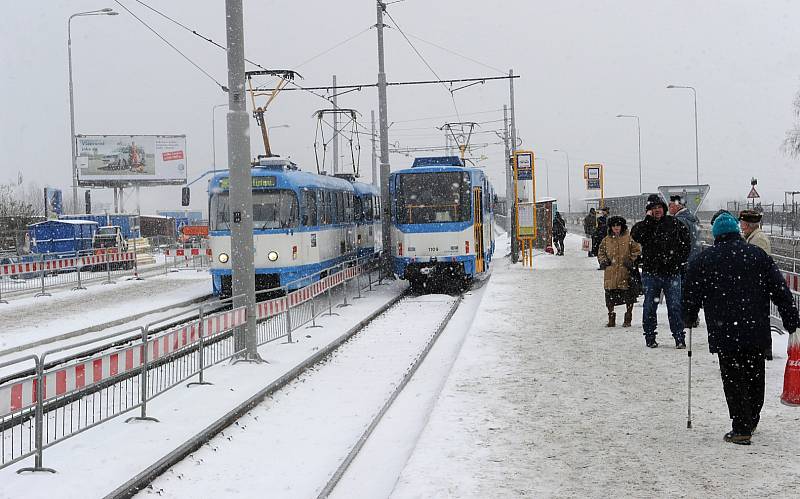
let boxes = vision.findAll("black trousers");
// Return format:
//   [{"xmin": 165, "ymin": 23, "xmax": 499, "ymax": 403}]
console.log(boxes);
[
  {"xmin": 554, "ymin": 236, "xmax": 565, "ymax": 255},
  {"xmin": 718, "ymin": 350, "xmax": 765, "ymax": 435}
]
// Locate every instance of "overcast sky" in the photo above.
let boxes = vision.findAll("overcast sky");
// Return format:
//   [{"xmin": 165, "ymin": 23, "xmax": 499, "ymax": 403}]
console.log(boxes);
[{"xmin": 2, "ymin": 0, "xmax": 800, "ymax": 215}]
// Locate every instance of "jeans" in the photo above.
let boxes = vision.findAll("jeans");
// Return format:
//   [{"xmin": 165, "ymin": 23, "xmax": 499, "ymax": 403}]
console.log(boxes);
[{"xmin": 641, "ymin": 272, "xmax": 684, "ymax": 339}]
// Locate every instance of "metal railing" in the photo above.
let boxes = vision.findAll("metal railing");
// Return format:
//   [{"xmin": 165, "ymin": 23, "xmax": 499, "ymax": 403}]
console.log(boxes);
[
  {"xmin": 0, "ymin": 255, "xmax": 385, "ymax": 473},
  {"xmin": 0, "ymin": 247, "xmax": 148, "ymax": 301}
]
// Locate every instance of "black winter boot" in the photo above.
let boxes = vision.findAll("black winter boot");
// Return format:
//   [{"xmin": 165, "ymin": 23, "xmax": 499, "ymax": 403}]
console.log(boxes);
[
  {"xmin": 645, "ymin": 336, "xmax": 658, "ymax": 348},
  {"xmin": 606, "ymin": 312, "xmax": 616, "ymax": 327}
]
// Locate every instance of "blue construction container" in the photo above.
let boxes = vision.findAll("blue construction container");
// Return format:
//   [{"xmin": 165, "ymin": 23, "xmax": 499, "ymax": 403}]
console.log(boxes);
[
  {"xmin": 27, "ymin": 220, "xmax": 98, "ymax": 256},
  {"xmin": 59, "ymin": 214, "xmax": 140, "ymax": 239}
]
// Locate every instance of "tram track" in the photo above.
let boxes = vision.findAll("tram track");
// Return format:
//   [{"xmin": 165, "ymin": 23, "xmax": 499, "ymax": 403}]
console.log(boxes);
[{"xmin": 108, "ymin": 285, "xmax": 476, "ymax": 499}]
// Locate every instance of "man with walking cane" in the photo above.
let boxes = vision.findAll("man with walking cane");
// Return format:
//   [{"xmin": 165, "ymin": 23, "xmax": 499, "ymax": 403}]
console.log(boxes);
[{"xmin": 682, "ymin": 212, "xmax": 798, "ymax": 445}]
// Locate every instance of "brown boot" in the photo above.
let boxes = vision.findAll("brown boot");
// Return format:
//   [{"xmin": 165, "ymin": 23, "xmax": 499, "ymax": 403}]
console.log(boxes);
[
  {"xmin": 606, "ymin": 312, "xmax": 616, "ymax": 327},
  {"xmin": 623, "ymin": 310, "xmax": 632, "ymax": 327}
]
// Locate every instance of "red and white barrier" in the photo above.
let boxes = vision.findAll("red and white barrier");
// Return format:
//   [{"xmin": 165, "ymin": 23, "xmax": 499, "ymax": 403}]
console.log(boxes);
[
  {"xmin": 0, "ymin": 306, "xmax": 245, "ymax": 417},
  {"xmin": 164, "ymin": 248, "xmax": 212, "ymax": 257},
  {"xmin": 0, "ymin": 252, "xmax": 135, "ymax": 277},
  {"xmin": 783, "ymin": 271, "xmax": 800, "ymax": 293}
]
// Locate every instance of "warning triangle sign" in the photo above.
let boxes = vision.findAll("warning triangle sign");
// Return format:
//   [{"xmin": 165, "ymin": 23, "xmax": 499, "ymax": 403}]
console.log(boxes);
[{"xmin": 747, "ymin": 186, "xmax": 760, "ymax": 199}]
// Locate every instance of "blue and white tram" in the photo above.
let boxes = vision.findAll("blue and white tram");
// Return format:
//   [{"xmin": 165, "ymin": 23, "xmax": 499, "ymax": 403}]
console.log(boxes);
[
  {"xmin": 351, "ymin": 179, "xmax": 382, "ymax": 259},
  {"xmin": 208, "ymin": 158, "xmax": 361, "ymax": 296},
  {"xmin": 390, "ymin": 156, "xmax": 495, "ymax": 292}
]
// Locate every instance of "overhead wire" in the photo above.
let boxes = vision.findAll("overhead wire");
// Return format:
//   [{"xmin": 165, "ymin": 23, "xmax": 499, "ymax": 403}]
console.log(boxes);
[
  {"xmin": 382, "ymin": 7, "xmax": 461, "ymax": 121},
  {"xmin": 404, "ymin": 31, "xmax": 506, "ymax": 75},
  {"xmin": 114, "ymin": 0, "xmax": 227, "ymax": 91}
]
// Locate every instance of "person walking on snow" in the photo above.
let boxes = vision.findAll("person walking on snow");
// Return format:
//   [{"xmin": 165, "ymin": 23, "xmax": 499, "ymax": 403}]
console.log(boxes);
[
  {"xmin": 584, "ymin": 208, "xmax": 597, "ymax": 256},
  {"xmin": 682, "ymin": 212, "xmax": 798, "ymax": 445},
  {"xmin": 591, "ymin": 207, "xmax": 610, "ymax": 263},
  {"xmin": 739, "ymin": 209, "xmax": 774, "ymax": 360},
  {"xmin": 631, "ymin": 194, "xmax": 691, "ymax": 348},
  {"xmin": 597, "ymin": 216, "xmax": 642, "ymax": 327},
  {"xmin": 668, "ymin": 195, "xmax": 702, "ymax": 261},
  {"xmin": 553, "ymin": 211, "xmax": 567, "ymax": 256}
]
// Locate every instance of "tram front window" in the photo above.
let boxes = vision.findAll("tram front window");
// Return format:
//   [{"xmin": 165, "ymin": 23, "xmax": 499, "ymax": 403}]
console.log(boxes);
[
  {"xmin": 396, "ymin": 172, "xmax": 471, "ymax": 224},
  {"xmin": 211, "ymin": 190, "xmax": 299, "ymax": 230}
]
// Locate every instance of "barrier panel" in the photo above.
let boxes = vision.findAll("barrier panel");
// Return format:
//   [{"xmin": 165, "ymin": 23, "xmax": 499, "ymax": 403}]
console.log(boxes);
[
  {"xmin": 0, "ymin": 249, "xmax": 141, "ymax": 301},
  {"xmin": 0, "ymin": 255, "xmax": 383, "ymax": 472}
]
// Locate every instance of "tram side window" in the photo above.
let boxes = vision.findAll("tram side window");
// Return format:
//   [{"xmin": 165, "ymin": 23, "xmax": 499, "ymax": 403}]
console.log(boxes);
[
  {"xmin": 374, "ymin": 196, "xmax": 381, "ymax": 221},
  {"xmin": 324, "ymin": 190, "xmax": 332, "ymax": 225},
  {"xmin": 303, "ymin": 190, "xmax": 317, "ymax": 226},
  {"xmin": 346, "ymin": 193, "xmax": 354, "ymax": 222},
  {"xmin": 364, "ymin": 196, "xmax": 372, "ymax": 222},
  {"xmin": 354, "ymin": 196, "xmax": 363, "ymax": 223}
]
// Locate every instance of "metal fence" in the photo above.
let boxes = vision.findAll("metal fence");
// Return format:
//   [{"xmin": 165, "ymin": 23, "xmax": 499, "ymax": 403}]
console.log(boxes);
[
  {"xmin": 0, "ymin": 249, "xmax": 142, "ymax": 301},
  {"xmin": 0, "ymin": 256, "xmax": 384, "ymax": 473}
]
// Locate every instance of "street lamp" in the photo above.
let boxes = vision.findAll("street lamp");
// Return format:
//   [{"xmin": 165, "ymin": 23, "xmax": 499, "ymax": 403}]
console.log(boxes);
[
  {"xmin": 616, "ymin": 114, "xmax": 642, "ymax": 194},
  {"xmin": 69, "ymin": 8, "xmax": 118, "ymax": 214},
  {"xmin": 667, "ymin": 84, "xmax": 700, "ymax": 185},
  {"xmin": 538, "ymin": 156, "xmax": 550, "ymax": 197},
  {"xmin": 211, "ymin": 103, "xmax": 228, "ymax": 173},
  {"xmin": 268, "ymin": 124, "xmax": 290, "ymax": 130},
  {"xmin": 553, "ymin": 149, "xmax": 571, "ymax": 213}
]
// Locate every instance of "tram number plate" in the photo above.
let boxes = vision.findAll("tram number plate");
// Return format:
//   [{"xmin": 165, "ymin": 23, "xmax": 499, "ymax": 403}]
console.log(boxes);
[
  {"xmin": 428, "ymin": 247, "xmax": 438, "ymax": 252},
  {"xmin": 311, "ymin": 234, "xmax": 317, "ymax": 247}
]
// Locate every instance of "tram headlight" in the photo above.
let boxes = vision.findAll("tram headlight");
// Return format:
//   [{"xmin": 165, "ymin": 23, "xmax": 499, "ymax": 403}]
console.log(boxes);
[
  {"xmin": 218, "ymin": 253, "xmax": 229, "ymax": 263},
  {"xmin": 267, "ymin": 251, "xmax": 279, "ymax": 262}
]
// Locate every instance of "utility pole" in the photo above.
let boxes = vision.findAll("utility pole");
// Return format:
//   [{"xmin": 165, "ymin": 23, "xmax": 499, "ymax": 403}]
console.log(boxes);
[
  {"xmin": 376, "ymin": 1, "xmax": 392, "ymax": 275},
  {"xmin": 332, "ymin": 75, "xmax": 339, "ymax": 174},
  {"xmin": 509, "ymin": 69, "xmax": 519, "ymax": 263},
  {"xmin": 225, "ymin": 0, "xmax": 259, "ymax": 361},
  {"xmin": 503, "ymin": 105, "xmax": 512, "ymax": 233},
  {"xmin": 371, "ymin": 110, "xmax": 378, "ymax": 187}
]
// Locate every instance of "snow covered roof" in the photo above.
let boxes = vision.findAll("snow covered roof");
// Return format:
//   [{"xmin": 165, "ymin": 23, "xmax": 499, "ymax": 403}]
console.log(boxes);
[{"xmin": 28, "ymin": 219, "xmax": 99, "ymax": 226}]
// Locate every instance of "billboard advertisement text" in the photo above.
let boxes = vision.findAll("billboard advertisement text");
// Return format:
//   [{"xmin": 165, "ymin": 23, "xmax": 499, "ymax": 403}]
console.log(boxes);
[{"xmin": 76, "ymin": 135, "xmax": 187, "ymax": 186}]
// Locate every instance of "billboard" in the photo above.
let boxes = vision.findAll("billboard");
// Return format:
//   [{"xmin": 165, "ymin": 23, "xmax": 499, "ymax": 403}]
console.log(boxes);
[
  {"xmin": 76, "ymin": 135, "xmax": 187, "ymax": 186},
  {"xmin": 515, "ymin": 151, "xmax": 533, "ymax": 180},
  {"xmin": 44, "ymin": 188, "xmax": 63, "ymax": 219}
]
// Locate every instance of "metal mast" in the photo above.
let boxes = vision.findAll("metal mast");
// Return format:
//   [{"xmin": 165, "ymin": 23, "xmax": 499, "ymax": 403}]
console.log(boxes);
[
  {"xmin": 332, "ymin": 75, "xmax": 339, "ymax": 174},
  {"xmin": 376, "ymin": 1, "xmax": 392, "ymax": 274},
  {"xmin": 509, "ymin": 69, "xmax": 519, "ymax": 263},
  {"xmin": 225, "ymin": 0, "xmax": 259, "ymax": 360}
]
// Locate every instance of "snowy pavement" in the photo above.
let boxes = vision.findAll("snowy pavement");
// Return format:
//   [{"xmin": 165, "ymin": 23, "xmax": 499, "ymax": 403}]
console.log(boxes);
[{"xmin": 390, "ymin": 233, "xmax": 800, "ymax": 498}]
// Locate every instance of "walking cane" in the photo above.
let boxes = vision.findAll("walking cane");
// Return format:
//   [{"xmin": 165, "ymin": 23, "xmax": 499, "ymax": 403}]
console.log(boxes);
[{"xmin": 687, "ymin": 326, "xmax": 693, "ymax": 429}]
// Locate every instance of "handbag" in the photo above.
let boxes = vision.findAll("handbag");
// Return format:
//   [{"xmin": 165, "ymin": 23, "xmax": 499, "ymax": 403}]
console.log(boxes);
[{"xmin": 628, "ymin": 265, "xmax": 643, "ymax": 296}]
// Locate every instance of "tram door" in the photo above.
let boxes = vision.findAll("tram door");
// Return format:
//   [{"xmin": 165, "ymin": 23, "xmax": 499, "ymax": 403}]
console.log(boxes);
[{"xmin": 473, "ymin": 187, "xmax": 485, "ymax": 273}]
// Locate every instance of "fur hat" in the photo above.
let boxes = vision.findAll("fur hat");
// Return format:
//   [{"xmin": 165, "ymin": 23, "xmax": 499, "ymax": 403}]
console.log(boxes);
[
  {"xmin": 645, "ymin": 194, "xmax": 667, "ymax": 212},
  {"xmin": 738, "ymin": 209, "xmax": 762, "ymax": 224},
  {"xmin": 606, "ymin": 216, "xmax": 628, "ymax": 235},
  {"xmin": 712, "ymin": 212, "xmax": 741, "ymax": 238},
  {"xmin": 669, "ymin": 195, "xmax": 684, "ymax": 205}
]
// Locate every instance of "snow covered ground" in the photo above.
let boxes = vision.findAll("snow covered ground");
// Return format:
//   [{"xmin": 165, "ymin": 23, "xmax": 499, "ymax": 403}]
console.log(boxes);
[
  {"xmin": 0, "ymin": 280, "xmax": 406, "ymax": 499},
  {"xmin": 2, "ymin": 232, "xmax": 798, "ymax": 498},
  {"xmin": 0, "ymin": 271, "xmax": 212, "ymax": 358},
  {"xmin": 389, "ymin": 233, "xmax": 800, "ymax": 498}
]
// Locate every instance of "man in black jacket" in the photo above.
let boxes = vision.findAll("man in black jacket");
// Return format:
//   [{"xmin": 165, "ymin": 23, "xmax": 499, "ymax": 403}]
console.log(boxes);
[
  {"xmin": 631, "ymin": 194, "xmax": 691, "ymax": 348},
  {"xmin": 683, "ymin": 212, "xmax": 798, "ymax": 445},
  {"xmin": 591, "ymin": 207, "xmax": 609, "ymax": 261}
]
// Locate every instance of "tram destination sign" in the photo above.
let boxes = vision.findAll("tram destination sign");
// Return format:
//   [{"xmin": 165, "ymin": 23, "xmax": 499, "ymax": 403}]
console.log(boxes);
[{"xmin": 76, "ymin": 134, "xmax": 187, "ymax": 186}]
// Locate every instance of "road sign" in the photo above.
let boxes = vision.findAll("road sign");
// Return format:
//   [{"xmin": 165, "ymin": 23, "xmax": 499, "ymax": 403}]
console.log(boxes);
[
  {"xmin": 747, "ymin": 186, "xmax": 760, "ymax": 199},
  {"xmin": 515, "ymin": 151, "xmax": 533, "ymax": 180},
  {"xmin": 657, "ymin": 184, "xmax": 710, "ymax": 216},
  {"xmin": 584, "ymin": 164, "xmax": 602, "ymax": 190}
]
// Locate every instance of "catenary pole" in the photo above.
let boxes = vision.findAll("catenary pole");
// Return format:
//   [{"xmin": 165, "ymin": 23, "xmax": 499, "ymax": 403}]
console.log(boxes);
[
  {"xmin": 332, "ymin": 75, "xmax": 339, "ymax": 174},
  {"xmin": 225, "ymin": 0, "xmax": 259, "ymax": 360},
  {"xmin": 509, "ymin": 69, "xmax": 519, "ymax": 263},
  {"xmin": 371, "ymin": 110, "xmax": 378, "ymax": 187},
  {"xmin": 376, "ymin": 1, "xmax": 392, "ymax": 275},
  {"xmin": 503, "ymin": 105, "xmax": 512, "ymax": 233}
]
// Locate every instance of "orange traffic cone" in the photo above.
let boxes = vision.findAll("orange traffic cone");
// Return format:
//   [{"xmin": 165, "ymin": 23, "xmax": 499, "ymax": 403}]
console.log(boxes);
[{"xmin": 781, "ymin": 332, "xmax": 800, "ymax": 406}]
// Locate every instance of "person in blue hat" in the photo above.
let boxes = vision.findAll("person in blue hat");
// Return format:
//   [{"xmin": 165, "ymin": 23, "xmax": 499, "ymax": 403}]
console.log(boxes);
[{"xmin": 683, "ymin": 211, "xmax": 798, "ymax": 445}]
